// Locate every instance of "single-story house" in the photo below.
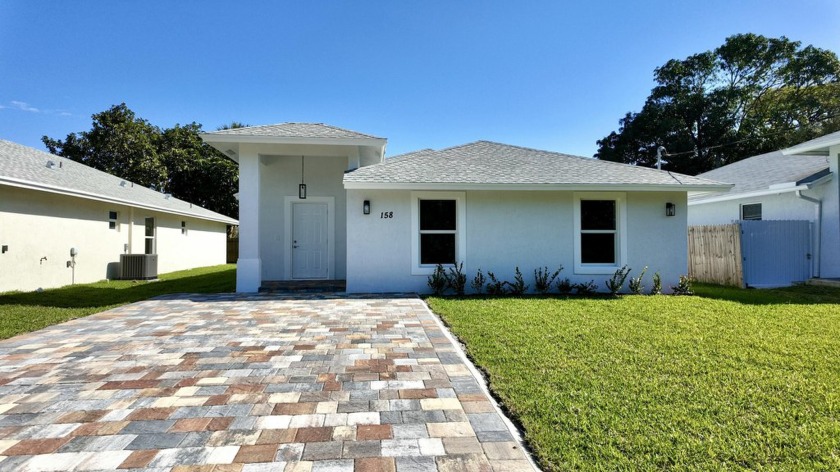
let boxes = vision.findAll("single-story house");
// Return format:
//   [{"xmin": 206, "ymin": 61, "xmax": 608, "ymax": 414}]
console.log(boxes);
[
  {"xmin": 201, "ymin": 123, "xmax": 729, "ymax": 293},
  {"xmin": 688, "ymin": 130, "xmax": 840, "ymax": 279},
  {"xmin": 0, "ymin": 140, "xmax": 238, "ymax": 292}
]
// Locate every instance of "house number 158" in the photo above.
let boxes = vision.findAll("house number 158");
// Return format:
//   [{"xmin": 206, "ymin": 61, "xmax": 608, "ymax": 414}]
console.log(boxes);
[{"xmin": 380, "ymin": 211, "xmax": 394, "ymax": 219}]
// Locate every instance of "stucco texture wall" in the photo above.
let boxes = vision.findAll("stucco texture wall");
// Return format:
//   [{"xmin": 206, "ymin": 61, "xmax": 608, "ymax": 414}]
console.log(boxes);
[
  {"xmin": 688, "ymin": 190, "xmax": 823, "ymax": 226},
  {"xmin": 346, "ymin": 189, "xmax": 688, "ymax": 294},
  {"xmin": 0, "ymin": 186, "xmax": 228, "ymax": 292}
]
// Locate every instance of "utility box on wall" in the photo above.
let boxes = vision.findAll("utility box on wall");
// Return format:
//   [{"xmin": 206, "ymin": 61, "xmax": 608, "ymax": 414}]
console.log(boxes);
[{"xmin": 119, "ymin": 254, "xmax": 158, "ymax": 280}]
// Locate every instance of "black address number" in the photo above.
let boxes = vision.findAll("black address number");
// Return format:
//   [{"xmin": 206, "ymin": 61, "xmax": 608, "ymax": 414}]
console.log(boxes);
[{"xmin": 380, "ymin": 212, "xmax": 394, "ymax": 219}]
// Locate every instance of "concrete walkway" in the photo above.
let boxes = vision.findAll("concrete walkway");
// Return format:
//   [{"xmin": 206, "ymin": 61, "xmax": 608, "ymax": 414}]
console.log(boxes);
[{"xmin": 0, "ymin": 294, "xmax": 536, "ymax": 471}]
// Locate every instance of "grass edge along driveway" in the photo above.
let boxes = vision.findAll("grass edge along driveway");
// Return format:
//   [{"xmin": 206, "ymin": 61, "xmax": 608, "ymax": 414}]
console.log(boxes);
[
  {"xmin": 0, "ymin": 264, "xmax": 235, "ymax": 340},
  {"xmin": 427, "ymin": 285, "xmax": 840, "ymax": 471}
]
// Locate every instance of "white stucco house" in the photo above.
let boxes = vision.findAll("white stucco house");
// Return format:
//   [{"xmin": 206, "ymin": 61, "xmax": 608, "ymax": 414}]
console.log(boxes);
[
  {"xmin": 688, "ymin": 131, "xmax": 840, "ymax": 279},
  {"xmin": 0, "ymin": 140, "xmax": 238, "ymax": 292},
  {"xmin": 202, "ymin": 123, "xmax": 729, "ymax": 294}
]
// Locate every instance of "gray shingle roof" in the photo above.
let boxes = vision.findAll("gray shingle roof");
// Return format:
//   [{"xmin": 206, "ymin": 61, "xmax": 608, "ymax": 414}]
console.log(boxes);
[
  {"xmin": 0, "ymin": 140, "xmax": 237, "ymax": 224},
  {"xmin": 203, "ymin": 123, "xmax": 383, "ymax": 140},
  {"xmin": 782, "ymin": 129, "xmax": 840, "ymax": 155},
  {"xmin": 691, "ymin": 150, "xmax": 829, "ymax": 202},
  {"xmin": 344, "ymin": 141, "xmax": 727, "ymax": 189}
]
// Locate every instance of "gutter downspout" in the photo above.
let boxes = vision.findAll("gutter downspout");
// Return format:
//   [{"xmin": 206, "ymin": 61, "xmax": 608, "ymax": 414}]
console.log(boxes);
[{"xmin": 796, "ymin": 190, "xmax": 821, "ymax": 278}]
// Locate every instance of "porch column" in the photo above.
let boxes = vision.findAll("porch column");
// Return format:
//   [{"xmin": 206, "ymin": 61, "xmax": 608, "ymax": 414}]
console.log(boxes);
[
  {"xmin": 237, "ymin": 147, "xmax": 261, "ymax": 292},
  {"xmin": 822, "ymin": 145, "xmax": 840, "ymax": 278}
]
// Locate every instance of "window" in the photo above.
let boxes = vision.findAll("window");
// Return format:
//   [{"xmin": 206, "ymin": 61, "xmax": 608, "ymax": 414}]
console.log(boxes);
[
  {"xmin": 420, "ymin": 200, "xmax": 456, "ymax": 264},
  {"xmin": 411, "ymin": 191, "xmax": 466, "ymax": 275},
  {"xmin": 181, "ymin": 221, "xmax": 187, "ymax": 235},
  {"xmin": 574, "ymin": 193, "xmax": 626, "ymax": 274},
  {"xmin": 144, "ymin": 217, "xmax": 155, "ymax": 254},
  {"xmin": 108, "ymin": 211, "xmax": 118, "ymax": 230},
  {"xmin": 741, "ymin": 203, "xmax": 762, "ymax": 221}
]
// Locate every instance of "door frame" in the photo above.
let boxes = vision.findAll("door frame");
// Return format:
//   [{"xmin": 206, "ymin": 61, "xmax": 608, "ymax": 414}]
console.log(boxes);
[{"xmin": 283, "ymin": 196, "xmax": 335, "ymax": 280}]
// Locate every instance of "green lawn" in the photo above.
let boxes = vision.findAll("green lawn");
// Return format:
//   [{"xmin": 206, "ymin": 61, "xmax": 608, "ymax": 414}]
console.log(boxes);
[
  {"xmin": 427, "ymin": 284, "xmax": 840, "ymax": 471},
  {"xmin": 0, "ymin": 264, "xmax": 235, "ymax": 339}
]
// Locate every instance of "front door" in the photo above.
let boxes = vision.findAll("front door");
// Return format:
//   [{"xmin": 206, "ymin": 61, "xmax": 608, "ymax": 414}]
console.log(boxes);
[{"xmin": 292, "ymin": 202, "xmax": 329, "ymax": 279}]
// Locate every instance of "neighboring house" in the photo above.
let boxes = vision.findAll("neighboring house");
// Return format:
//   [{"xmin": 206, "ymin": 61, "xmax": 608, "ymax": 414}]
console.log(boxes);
[
  {"xmin": 688, "ymin": 130, "xmax": 840, "ymax": 279},
  {"xmin": 0, "ymin": 140, "xmax": 238, "ymax": 292},
  {"xmin": 202, "ymin": 123, "xmax": 728, "ymax": 293}
]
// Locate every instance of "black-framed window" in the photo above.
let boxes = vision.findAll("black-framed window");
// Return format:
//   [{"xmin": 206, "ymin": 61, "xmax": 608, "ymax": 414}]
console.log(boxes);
[
  {"xmin": 741, "ymin": 203, "xmax": 762, "ymax": 221},
  {"xmin": 108, "ymin": 211, "xmax": 118, "ymax": 230},
  {"xmin": 181, "ymin": 221, "xmax": 187, "ymax": 235},
  {"xmin": 580, "ymin": 200, "xmax": 617, "ymax": 264},
  {"xmin": 419, "ymin": 200, "xmax": 456, "ymax": 264}
]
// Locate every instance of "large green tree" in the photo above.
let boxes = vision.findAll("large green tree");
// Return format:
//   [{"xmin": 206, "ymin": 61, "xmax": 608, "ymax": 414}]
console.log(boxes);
[
  {"xmin": 43, "ymin": 104, "xmax": 239, "ymax": 218},
  {"xmin": 596, "ymin": 34, "xmax": 840, "ymax": 175}
]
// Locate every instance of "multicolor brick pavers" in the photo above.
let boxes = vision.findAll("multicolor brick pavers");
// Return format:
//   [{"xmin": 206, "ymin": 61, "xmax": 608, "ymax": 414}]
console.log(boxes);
[{"xmin": 0, "ymin": 294, "xmax": 536, "ymax": 471}]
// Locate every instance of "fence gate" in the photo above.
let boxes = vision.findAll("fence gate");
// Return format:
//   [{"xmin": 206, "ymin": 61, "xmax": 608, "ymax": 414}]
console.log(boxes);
[{"xmin": 740, "ymin": 220, "xmax": 812, "ymax": 288}]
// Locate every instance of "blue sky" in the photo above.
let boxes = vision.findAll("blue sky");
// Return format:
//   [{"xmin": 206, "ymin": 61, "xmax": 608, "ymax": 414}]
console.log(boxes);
[{"xmin": 1, "ymin": 1, "xmax": 838, "ymax": 158}]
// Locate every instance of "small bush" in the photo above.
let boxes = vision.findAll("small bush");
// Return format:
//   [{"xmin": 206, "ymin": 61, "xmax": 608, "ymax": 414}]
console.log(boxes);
[
  {"xmin": 671, "ymin": 275, "xmax": 695, "ymax": 295},
  {"xmin": 486, "ymin": 271, "xmax": 508, "ymax": 295},
  {"xmin": 535, "ymin": 266, "xmax": 562, "ymax": 294},
  {"xmin": 605, "ymin": 265, "xmax": 631, "ymax": 296},
  {"xmin": 427, "ymin": 264, "xmax": 448, "ymax": 296},
  {"xmin": 629, "ymin": 266, "xmax": 647, "ymax": 295},
  {"xmin": 471, "ymin": 268, "xmax": 486, "ymax": 295},
  {"xmin": 650, "ymin": 272, "xmax": 662, "ymax": 295},
  {"xmin": 556, "ymin": 277, "xmax": 573, "ymax": 295},
  {"xmin": 574, "ymin": 280, "xmax": 597, "ymax": 295},
  {"xmin": 507, "ymin": 267, "xmax": 529, "ymax": 295},
  {"xmin": 447, "ymin": 262, "xmax": 467, "ymax": 296}
]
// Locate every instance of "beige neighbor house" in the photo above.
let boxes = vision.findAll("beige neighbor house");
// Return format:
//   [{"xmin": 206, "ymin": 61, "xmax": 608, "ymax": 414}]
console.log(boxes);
[
  {"xmin": 0, "ymin": 140, "xmax": 238, "ymax": 292},
  {"xmin": 201, "ymin": 123, "xmax": 729, "ymax": 294}
]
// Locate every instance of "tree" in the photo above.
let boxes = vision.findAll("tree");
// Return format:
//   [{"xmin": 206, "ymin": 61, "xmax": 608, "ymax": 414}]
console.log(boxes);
[
  {"xmin": 596, "ymin": 34, "xmax": 840, "ymax": 175},
  {"xmin": 43, "ymin": 104, "xmax": 239, "ymax": 219}
]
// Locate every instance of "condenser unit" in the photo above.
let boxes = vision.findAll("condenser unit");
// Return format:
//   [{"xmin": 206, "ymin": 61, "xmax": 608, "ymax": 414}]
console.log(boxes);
[{"xmin": 119, "ymin": 254, "xmax": 158, "ymax": 280}]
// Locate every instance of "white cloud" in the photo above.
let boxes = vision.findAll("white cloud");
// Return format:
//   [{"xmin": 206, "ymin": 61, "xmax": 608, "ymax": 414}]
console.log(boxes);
[{"xmin": 9, "ymin": 101, "xmax": 40, "ymax": 113}]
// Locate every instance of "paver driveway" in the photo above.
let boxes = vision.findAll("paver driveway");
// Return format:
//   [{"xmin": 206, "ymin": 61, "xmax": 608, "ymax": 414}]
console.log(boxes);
[{"xmin": 0, "ymin": 294, "xmax": 535, "ymax": 471}]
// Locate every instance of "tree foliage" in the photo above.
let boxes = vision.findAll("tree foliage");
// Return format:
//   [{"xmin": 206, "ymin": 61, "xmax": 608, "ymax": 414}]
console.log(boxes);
[
  {"xmin": 596, "ymin": 34, "xmax": 840, "ymax": 175},
  {"xmin": 43, "ymin": 104, "xmax": 239, "ymax": 218}
]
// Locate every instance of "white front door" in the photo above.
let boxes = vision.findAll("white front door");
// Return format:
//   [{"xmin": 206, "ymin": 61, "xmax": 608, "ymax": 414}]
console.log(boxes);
[{"xmin": 292, "ymin": 202, "xmax": 329, "ymax": 279}]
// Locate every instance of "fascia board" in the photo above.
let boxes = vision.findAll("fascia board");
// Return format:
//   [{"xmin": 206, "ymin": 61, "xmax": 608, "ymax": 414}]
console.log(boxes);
[
  {"xmin": 0, "ymin": 177, "xmax": 238, "ymax": 225},
  {"xmin": 343, "ymin": 181, "xmax": 733, "ymax": 192}
]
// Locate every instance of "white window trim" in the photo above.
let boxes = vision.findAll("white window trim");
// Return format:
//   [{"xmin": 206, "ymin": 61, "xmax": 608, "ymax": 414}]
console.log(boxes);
[
  {"xmin": 740, "ymin": 202, "xmax": 762, "ymax": 221},
  {"xmin": 144, "ymin": 217, "xmax": 156, "ymax": 255},
  {"xmin": 573, "ymin": 192, "xmax": 627, "ymax": 275},
  {"xmin": 410, "ymin": 191, "xmax": 466, "ymax": 276}
]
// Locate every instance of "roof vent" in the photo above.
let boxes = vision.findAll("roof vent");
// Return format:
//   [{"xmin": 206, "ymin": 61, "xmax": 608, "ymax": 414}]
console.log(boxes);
[
  {"xmin": 164, "ymin": 193, "xmax": 172, "ymax": 200},
  {"xmin": 46, "ymin": 160, "xmax": 56, "ymax": 169},
  {"xmin": 119, "ymin": 180, "xmax": 127, "ymax": 187}
]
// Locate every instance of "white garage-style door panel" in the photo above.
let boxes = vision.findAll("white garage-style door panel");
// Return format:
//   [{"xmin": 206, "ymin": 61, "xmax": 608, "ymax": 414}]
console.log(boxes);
[{"xmin": 292, "ymin": 202, "xmax": 329, "ymax": 279}]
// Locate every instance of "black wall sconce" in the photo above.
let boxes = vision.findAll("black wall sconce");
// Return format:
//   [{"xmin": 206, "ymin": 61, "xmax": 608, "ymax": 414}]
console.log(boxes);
[
  {"xmin": 363, "ymin": 200, "xmax": 371, "ymax": 215},
  {"xmin": 299, "ymin": 184, "xmax": 307, "ymax": 199},
  {"xmin": 665, "ymin": 202, "xmax": 676, "ymax": 217}
]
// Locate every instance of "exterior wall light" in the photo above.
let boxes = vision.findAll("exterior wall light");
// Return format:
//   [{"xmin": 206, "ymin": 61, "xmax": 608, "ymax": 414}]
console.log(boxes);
[
  {"xmin": 363, "ymin": 200, "xmax": 371, "ymax": 215},
  {"xmin": 299, "ymin": 183, "xmax": 307, "ymax": 199},
  {"xmin": 666, "ymin": 202, "xmax": 676, "ymax": 217}
]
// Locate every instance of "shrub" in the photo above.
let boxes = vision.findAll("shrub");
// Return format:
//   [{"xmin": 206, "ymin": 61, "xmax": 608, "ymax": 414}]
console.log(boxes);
[
  {"xmin": 486, "ymin": 271, "xmax": 508, "ymax": 295},
  {"xmin": 534, "ymin": 266, "xmax": 562, "ymax": 294},
  {"xmin": 427, "ymin": 264, "xmax": 448, "ymax": 296},
  {"xmin": 447, "ymin": 262, "xmax": 467, "ymax": 296},
  {"xmin": 629, "ymin": 266, "xmax": 647, "ymax": 295},
  {"xmin": 671, "ymin": 275, "xmax": 695, "ymax": 295},
  {"xmin": 574, "ymin": 280, "xmax": 597, "ymax": 295},
  {"xmin": 507, "ymin": 267, "xmax": 529, "ymax": 295},
  {"xmin": 556, "ymin": 277, "xmax": 573, "ymax": 295},
  {"xmin": 605, "ymin": 265, "xmax": 631, "ymax": 296},
  {"xmin": 471, "ymin": 268, "xmax": 486, "ymax": 295},
  {"xmin": 650, "ymin": 272, "xmax": 662, "ymax": 295}
]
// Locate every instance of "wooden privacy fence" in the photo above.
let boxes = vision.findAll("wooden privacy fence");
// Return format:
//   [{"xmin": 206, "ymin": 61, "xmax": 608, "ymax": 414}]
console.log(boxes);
[
  {"xmin": 226, "ymin": 238, "xmax": 239, "ymax": 264},
  {"xmin": 688, "ymin": 224, "xmax": 744, "ymax": 287}
]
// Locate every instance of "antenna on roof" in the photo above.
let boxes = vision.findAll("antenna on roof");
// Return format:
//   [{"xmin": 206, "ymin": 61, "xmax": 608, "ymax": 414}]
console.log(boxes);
[{"xmin": 656, "ymin": 146, "xmax": 668, "ymax": 170}]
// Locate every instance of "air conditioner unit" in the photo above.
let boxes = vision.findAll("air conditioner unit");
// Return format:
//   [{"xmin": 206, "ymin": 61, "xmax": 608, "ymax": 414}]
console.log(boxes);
[{"xmin": 119, "ymin": 254, "xmax": 158, "ymax": 280}]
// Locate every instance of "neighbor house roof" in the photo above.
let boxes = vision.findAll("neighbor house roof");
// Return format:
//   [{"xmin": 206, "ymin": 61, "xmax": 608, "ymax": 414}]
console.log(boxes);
[
  {"xmin": 0, "ymin": 140, "xmax": 238, "ymax": 225},
  {"xmin": 344, "ymin": 140, "xmax": 730, "ymax": 192},
  {"xmin": 690, "ymin": 150, "xmax": 831, "ymax": 204}
]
